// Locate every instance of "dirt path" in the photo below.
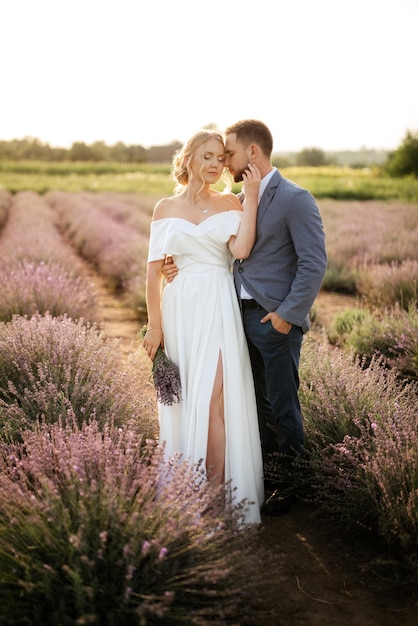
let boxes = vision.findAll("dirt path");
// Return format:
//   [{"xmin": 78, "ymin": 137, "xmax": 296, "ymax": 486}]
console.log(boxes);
[{"xmin": 91, "ymin": 276, "xmax": 417, "ymax": 626}]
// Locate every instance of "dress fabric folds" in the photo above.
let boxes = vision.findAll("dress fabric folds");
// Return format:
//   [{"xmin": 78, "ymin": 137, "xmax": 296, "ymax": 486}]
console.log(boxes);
[{"xmin": 148, "ymin": 211, "xmax": 263, "ymax": 524}]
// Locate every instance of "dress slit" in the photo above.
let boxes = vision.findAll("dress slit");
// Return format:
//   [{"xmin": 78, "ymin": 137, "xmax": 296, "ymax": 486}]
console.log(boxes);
[{"xmin": 206, "ymin": 350, "xmax": 225, "ymax": 484}]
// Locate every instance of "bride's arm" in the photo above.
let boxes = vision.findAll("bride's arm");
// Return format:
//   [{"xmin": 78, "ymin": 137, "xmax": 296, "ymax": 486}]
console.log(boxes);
[
  {"xmin": 228, "ymin": 164, "xmax": 260, "ymax": 260},
  {"xmin": 142, "ymin": 259, "xmax": 164, "ymax": 360}
]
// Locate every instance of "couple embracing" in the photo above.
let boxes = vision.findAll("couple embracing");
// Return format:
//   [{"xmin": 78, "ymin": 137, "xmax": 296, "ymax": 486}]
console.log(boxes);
[{"xmin": 142, "ymin": 119, "xmax": 327, "ymax": 524}]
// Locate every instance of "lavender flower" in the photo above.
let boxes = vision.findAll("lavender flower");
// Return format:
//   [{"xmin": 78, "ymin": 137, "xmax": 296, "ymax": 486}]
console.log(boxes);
[
  {"xmin": 139, "ymin": 326, "xmax": 182, "ymax": 406},
  {"xmin": 0, "ymin": 420, "xmax": 273, "ymax": 625}
]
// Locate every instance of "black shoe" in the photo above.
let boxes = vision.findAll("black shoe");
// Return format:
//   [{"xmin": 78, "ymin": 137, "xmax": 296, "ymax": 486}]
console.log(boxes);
[{"xmin": 261, "ymin": 490, "xmax": 294, "ymax": 516}]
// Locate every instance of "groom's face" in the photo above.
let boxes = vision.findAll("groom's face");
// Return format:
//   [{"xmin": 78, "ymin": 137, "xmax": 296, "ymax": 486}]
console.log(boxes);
[{"xmin": 224, "ymin": 133, "xmax": 251, "ymax": 183}]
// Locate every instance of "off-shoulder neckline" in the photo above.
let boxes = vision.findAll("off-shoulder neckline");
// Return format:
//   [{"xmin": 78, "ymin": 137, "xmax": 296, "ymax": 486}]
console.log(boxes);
[{"xmin": 151, "ymin": 210, "xmax": 242, "ymax": 227}]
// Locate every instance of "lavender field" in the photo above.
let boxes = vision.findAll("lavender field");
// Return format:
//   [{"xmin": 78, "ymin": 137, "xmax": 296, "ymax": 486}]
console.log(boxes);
[{"xmin": 0, "ymin": 188, "xmax": 417, "ymax": 624}]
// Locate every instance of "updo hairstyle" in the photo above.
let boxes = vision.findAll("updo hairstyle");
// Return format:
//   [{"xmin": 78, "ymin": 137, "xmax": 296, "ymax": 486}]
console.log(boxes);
[{"xmin": 171, "ymin": 129, "xmax": 225, "ymax": 193}]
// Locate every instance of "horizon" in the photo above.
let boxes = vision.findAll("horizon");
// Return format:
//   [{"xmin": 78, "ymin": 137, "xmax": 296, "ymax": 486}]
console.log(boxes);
[{"xmin": 0, "ymin": 133, "xmax": 399, "ymax": 155}]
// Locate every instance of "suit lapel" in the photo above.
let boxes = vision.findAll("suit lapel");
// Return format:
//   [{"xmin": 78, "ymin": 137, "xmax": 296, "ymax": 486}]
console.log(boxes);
[{"xmin": 257, "ymin": 170, "xmax": 282, "ymax": 223}]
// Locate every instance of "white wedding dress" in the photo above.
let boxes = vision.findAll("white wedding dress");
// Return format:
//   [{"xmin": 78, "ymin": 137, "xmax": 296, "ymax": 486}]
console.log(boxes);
[{"xmin": 148, "ymin": 210, "xmax": 264, "ymax": 524}]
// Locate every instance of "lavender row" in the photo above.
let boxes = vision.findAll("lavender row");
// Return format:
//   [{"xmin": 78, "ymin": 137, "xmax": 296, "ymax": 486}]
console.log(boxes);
[
  {"xmin": 300, "ymin": 335, "xmax": 418, "ymax": 574},
  {"xmin": 0, "ymin": 192, "xmax": 97, "ymax": 323},
  {"xmin": 46, "ymin": 191, "xmax": 152, "ymax": 317},
  {"xmin": 44, "ymin": 192, "xmax": 418, "ymax": 312},
  {"xmin": 0, "ymin": 418, "xmax": 271, "ymax": 624},
  {"xmin": 320, "ymin": 199, "xmax": 418, "ymax": 308},
  {"xmin": 0, "ymin": 313, "xmax": 156, "ymax": 439}
]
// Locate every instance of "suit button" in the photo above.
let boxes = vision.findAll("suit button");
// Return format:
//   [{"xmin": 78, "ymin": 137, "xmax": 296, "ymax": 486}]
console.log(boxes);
[{"xmin": 238, "ymin": 266, "xmax": 243, "ymax": 273}]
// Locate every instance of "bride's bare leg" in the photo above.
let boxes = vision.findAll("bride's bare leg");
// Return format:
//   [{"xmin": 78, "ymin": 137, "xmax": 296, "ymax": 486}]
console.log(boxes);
[{"xmin": 206, "ymin": 353, "xmax": 225, "ymax": 486}]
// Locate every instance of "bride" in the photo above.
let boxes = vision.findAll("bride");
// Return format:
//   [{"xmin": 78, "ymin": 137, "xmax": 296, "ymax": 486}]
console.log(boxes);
[{"xmin": 142, "ymin": 129, "xmax": 263, "ymax": 524}]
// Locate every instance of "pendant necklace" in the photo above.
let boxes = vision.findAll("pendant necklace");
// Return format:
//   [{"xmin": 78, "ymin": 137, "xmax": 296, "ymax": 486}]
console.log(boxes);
[
  {"xmin": 201, "ymin": 195, "xmax": 210, "ymax": 214},
  {"xmin": 199, "ymin": 196, "xmax": 210, "ymax": 214},
  {"xmin": 193, "ymin": 190, "xmax": 210, "ymax": 213}
]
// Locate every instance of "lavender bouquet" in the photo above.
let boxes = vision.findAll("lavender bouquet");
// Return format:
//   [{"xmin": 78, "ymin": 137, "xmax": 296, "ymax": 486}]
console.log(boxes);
[{"xmin": 139, "ymin": 326, "xmax": 182, "ymax": 405}]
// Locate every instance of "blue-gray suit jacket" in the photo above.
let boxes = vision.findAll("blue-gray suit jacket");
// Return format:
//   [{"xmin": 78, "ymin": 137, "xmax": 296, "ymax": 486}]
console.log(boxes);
[{"xmin": 233, "ymin": 169, "xmax": 327, "ymax": 334}]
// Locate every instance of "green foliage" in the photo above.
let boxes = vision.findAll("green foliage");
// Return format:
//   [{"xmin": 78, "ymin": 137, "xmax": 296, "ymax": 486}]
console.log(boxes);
[
  {"xmin": 330, "ymin": 307, "xmax": 368, "ymax": 337},
  {"xmin": 296, "ymin": 147, "xmax": 327, "ymax": 167},
  {"xmin": 330, "ymin": 304, "xmax": 418, "ymax": 381},
  {"xmin": 385, "ymin": 130, "xmax": 418, "ymax": 177},
  {"xmin": 0, "ymin": 160, "xmax": 171, "ymax": 176},
  {"xmin": 271, "ymin": 152, "xmax": 294, "ymax": 168},
  {"xmin": 0, "ymin": 137, "xmax": 149, "ymax": 163},
  {"xmin": 1, "ymin": 138, "xmax": 391, "ymax": 168},
  {"xmin": 321, "ymin": 261, "xmax": 358, "ymax": 294},
  {"xmin": 325, "ymin": 149, "xmax": 388, "ymax": 168},
  {"xmin": 285, "ymin": 166, "xmax": 418, "ymax": 201},
  {"xmin": 1, "ymin": 161, "xmax": 418, "ymax": 199},
  {"xmin": 0, "ymin": 161, "xmax": 174, "ymax": 194}
]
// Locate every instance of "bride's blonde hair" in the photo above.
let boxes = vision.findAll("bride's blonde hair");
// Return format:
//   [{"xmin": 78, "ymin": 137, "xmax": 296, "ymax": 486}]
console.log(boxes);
[{"xmin": 171, "ymin": 129, "xmax": 228, "ymax": 195}]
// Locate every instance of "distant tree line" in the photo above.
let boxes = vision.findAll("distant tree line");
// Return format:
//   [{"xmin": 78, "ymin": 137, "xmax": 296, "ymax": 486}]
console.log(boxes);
[
  {"xmin": 0, "ymin": 130, "xmax": 417, "ymax": 176},
  {"xmin": 271, "ymin": 149, "xmax": 389, "ymax": 169},
  {"xmin": 0, "ymin": 138, "xmax": 183, "ymax": 164},
  {"xmin": 273, "ymin": 130, "xmax": 418, "ymax": 177}
]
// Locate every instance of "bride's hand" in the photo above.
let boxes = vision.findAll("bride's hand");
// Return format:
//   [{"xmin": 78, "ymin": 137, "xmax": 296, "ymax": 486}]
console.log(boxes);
[
  {"xmin": 142, "ymin": 328, "xmax": 163, "ymax": 360},
  {"xmin": 242, "ymin": 164, "xmax": 261, "ymax": 201}
]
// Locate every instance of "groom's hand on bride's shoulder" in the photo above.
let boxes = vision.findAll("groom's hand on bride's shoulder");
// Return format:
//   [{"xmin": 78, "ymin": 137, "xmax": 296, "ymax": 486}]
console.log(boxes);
[{"xmin": 161, "ymin": 255, "xmax": 178, "ymax": 283}]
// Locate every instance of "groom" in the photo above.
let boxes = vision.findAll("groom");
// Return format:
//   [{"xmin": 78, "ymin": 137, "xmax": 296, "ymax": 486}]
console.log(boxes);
[{"xmin": 163, "ymin": 120, "xmax": 327, "ymax": 515}]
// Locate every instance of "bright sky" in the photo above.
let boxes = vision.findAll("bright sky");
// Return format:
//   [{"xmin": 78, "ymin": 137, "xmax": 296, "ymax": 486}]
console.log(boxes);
[{"xmin": 1, "ymin": 0, "xmax": 417, "ymax": 152}]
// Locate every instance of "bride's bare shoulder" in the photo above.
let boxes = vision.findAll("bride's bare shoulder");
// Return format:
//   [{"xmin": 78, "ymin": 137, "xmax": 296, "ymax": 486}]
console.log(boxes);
[
  {"xmin": 152, "ymin": 196, "xmax": 180, "ymax": 221},
  {"xmin": 216, "ymin": 191, "xmax": 242, "ymax": 211}
]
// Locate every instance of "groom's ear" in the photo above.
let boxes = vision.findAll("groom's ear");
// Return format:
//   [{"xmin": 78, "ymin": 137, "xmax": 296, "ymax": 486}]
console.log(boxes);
[{"xmin": 248, "ymin": 144, "xmax": 259, "ymax": 162}]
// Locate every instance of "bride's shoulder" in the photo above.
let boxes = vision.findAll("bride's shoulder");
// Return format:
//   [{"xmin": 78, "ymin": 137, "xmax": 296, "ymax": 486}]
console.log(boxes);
[
  {"xmin": 214, "ymin": 191, "xmax": 242, "ymax": 212},
  {"xmin": 152, "ymin": 196, "xmax": 178, "ymax": 221}
]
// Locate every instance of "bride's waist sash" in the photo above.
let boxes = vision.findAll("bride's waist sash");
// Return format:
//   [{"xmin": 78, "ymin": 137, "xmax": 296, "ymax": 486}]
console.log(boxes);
[{"xmin": 178, "ymin": 260, "xmax": 231, "ymax": 275}]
